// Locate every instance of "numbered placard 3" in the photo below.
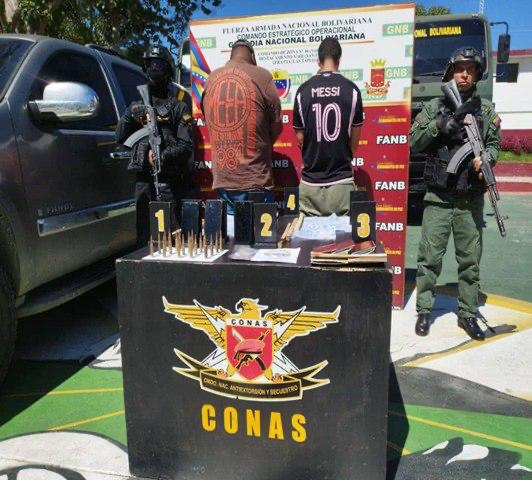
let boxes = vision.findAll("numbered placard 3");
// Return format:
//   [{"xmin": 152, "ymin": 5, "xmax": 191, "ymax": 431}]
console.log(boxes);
[
  {"xmin": 253, "ymin": 203, "xmax": 277, "ymax": 247},
  {"xmin": 350, "ymin": 201, "xmax": 376, "ymax": 243},
  {"xmin": 350, "ymin": 190, "xmax": 369, "ymax": 204}
]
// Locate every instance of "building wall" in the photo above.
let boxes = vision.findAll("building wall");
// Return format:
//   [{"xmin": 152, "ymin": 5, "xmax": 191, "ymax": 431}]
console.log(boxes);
[{"xmin": 492, "ymin": 51, "xmax": 532, "ymax": 139}]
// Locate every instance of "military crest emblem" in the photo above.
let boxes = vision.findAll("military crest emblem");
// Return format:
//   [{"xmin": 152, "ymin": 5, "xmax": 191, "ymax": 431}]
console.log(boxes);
[
  {"xmin": 365, "ymin": 58, "xmax": 391, "ymax": 98},
  {"xmin": 163, "ymin": 297, "xmax": 340, "ymax": 401}
]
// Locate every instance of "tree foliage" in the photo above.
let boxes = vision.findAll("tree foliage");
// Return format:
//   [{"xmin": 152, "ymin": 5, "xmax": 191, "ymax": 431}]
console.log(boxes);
[
  {"xmin": 416, "ymin": 4, "xmax": 451, "ymax": 16},
  {"xmin": 1, "ymin": 0, "xmax": 221, "ymax": 61}
]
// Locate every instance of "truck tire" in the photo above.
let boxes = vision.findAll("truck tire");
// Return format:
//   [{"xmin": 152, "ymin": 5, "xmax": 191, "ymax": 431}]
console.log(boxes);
[{"xmin": 0, "ymin": 266, "xmax": 16, "ymax": 385}]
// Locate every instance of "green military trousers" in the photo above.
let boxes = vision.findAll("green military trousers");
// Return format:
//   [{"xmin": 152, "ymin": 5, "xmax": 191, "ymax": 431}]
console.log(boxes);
[
  {"xmin": 416, "ymin": 192, "xmax": 484, "ymax": 317},
  {"xmin": 299, "ymin": 181, "xmax": 356, "ymax": 216}
]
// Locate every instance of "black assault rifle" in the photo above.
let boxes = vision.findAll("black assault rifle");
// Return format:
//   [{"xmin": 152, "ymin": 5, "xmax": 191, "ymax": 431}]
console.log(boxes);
[
  {"xmin": 123, "ymin": 85, "xmax": 162, "ymax": 200},
  {"xmin": 441, "ymin": 79, "xmax": 506, "ymax": 237}
]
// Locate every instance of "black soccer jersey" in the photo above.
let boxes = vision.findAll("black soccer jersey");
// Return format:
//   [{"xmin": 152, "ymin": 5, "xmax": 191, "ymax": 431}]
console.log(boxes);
[{"xmin": 293, "ymin": 71, "xmax": 364, "ymax": 184}]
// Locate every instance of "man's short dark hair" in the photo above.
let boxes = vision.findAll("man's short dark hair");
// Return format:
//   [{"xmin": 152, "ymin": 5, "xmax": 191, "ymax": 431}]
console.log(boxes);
[
  {"xmin": 231, "ymin": 38, "xmax": 255, "ymax": 56},
  {"xmin": 318, "ymin": 37, "xmax": 342, "ymax": 64}
]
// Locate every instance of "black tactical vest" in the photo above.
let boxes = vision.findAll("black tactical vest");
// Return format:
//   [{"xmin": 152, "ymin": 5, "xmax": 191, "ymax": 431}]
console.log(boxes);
[{"xmin": 423, "ymin": 96, "xmax": 485, "ymax": 194}]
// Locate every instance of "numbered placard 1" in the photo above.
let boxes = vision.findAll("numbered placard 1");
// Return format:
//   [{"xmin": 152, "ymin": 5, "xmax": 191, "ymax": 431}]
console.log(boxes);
[
  {"xmin": 234, "ymin": 201, "xmax": 254, "ymax": 245},
  {"xmin": 253, "ymin": 203, "xmax": 278, "ymax": 248},
  {"xmin": 283, "ymin": 187, "xmax": 299, "ymax": 215},
  {"xmin": 350, "ymin": 201, "xmax": 376, "ymax": 243},
  {"xmin": 149, "ymin": 201, "xmax": 175, "ymax": 244},
  {"xmin": 181, "ymin": 200, "xmax": 201, "ymax": 238},
  {"xmin": 205, "ymin": 199, "xmax": 227, "ymax": 243}
]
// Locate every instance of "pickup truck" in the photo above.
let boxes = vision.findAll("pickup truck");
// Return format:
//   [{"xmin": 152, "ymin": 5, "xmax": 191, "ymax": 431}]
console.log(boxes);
[{"xmin": 0, "ymin": 34, "xmax": 147, "ymax": 383}]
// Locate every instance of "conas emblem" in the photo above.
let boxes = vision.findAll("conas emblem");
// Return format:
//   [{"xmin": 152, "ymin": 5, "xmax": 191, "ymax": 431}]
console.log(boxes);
[{"xmin": 163, "ymin": 297, "xmax": 340, "ymax": 401}]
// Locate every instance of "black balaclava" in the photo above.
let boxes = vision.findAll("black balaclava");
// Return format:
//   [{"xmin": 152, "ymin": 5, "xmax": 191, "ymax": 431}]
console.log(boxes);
[{"xmin": 146, "ymin": 58, "xmax": 171, "ymax": 96}]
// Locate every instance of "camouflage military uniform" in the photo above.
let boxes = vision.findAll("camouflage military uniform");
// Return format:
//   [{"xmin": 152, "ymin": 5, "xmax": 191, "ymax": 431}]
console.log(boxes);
[{"xmin": 410, "ymin": 94, "xmax": 501, "ymax": 319}]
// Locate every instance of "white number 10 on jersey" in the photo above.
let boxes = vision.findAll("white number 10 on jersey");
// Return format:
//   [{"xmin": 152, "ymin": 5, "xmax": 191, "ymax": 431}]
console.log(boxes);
[{"xmin": 312, "ymin": 102, "xmax": 341, "ymax": 142}]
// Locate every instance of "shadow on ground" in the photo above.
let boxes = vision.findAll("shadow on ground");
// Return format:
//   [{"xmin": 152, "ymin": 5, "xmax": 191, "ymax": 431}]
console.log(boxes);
[
  {"xmin": 0, "ymin": 281, "xmax": 118, "ymax": 426},
  {"xmin": 0, "ymin": 360, "xmax": 84, "ymax": 427},
  {"xmin": 387, "ymin": 359, "xmax": 409, "ymax": 479}
]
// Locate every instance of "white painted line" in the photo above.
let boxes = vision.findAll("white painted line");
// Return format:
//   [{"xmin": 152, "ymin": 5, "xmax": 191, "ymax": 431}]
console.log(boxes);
[
  {"xmin": 496, "ymin": 176, "xmax": 532, "ymax": 183},
  {"xmin": 418, "ymin": 329, "xmax": 532, "ymax": 401}
]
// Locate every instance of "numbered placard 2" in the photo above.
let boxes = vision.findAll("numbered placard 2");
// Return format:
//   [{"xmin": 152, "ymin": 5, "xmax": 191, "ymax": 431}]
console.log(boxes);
[
  {"xmin": 284, "ymin": 187, "xmax": 299, "ymax": 215},
  {"xmin": 350, "ymin": 201, "xmax": 376, "ymax": 243},
  {"xmin": 253, "ymin": 203, "xmax": 277, "ymax": 248},
  {"xmin": 149, "ymin": 201, "xmax": 175, "ymax": 243}
]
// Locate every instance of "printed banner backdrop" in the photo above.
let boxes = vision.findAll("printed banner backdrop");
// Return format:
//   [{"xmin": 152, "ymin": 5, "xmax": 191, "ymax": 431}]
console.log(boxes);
[{"xmin": 190, "ymin": 3, "xmax": 415, "ymax": 308}]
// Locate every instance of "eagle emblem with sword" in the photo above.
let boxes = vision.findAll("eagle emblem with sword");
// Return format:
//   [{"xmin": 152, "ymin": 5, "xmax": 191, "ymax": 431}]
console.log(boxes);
[{"xmin": 163, "ymin": 297, "xmax": 340, "ymax": 401}]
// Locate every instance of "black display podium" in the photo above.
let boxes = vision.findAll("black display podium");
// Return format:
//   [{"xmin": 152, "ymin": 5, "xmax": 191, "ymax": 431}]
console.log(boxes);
[{"xmin": 117, "ymin": 243, "xmax": 392, "ymax": 480}]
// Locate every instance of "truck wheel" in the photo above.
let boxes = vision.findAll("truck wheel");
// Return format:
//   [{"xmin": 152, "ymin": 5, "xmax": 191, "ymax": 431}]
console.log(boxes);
[{"xmin": 0, "ymin": 267, "xmax": 16, "ymax": 385}]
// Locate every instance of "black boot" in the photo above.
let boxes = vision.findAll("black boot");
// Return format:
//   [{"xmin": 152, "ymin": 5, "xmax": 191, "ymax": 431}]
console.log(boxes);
[
  {"xmin": 415, "ymin": 313, "xmax": 431, "ymax": 336},
  {"xmin": 458, "ymin": 316, "xmax": 485, "ymax": 341}
]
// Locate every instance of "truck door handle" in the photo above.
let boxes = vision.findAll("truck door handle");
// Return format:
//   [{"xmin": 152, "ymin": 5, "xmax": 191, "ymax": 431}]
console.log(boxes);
[{"xmin": 109, "ymin": 151, "xmax": 131, "ymax": 160}]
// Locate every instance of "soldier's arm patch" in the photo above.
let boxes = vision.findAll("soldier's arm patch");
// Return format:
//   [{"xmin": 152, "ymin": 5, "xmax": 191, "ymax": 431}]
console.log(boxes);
[
  {"xmin": 493, "ymin": 115, "xmax": 502, "ymax": 129},
  {"xmin": 181, "ymin": 112, "xmax": 193, "ymax": 131}
]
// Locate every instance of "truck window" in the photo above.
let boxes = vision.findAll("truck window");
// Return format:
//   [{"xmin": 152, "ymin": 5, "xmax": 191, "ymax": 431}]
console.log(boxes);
[
  {"xmin": 112, "ymin": 64, "xmax": 147, "ymax": 106},
  {"xmin": 29, "ymin": 50, "xmax": 117, "ymax": 130},
  {"xmin": 0, "ymin": 39, "xmax": 32, "ymax": 99},
  {"xmin": 414, "ymin": 19, "xmax": 487, "ymax": 82}
]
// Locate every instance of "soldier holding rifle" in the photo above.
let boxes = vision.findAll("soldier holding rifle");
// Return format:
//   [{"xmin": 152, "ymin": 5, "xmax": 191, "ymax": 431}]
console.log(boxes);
[
  {"xmin": 116, "ymin": 45, "xmax": 194, "ymax": 247},
  {"xmin": 410, "ymin": 47, "xmax": 502, "ymax": 341}
]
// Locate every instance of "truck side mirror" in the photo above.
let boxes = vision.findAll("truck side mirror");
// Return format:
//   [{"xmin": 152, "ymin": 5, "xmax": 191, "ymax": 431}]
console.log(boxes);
[
  {"xmin": 177, "ymin": 54, "xmax": 191, "ymax": 89},
  {"xmin": 496, "ymin": 63, "xmax": 519, "ymax": 83},
  {"xmin": 497, "ymin": 34, "xmax": 511, "ymax": 63},
  {"xmin": 176, "ymin": 38, "xmax": 191, "ymax": 88},
  {"xmin": 28, "ymin": 82, "xmax": 100, "ymax": 123}
]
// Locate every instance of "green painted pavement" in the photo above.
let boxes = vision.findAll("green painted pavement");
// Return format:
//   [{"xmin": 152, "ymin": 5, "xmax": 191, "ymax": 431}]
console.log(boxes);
[
  {"xmin": 0, "ymin": 361, "xmax": 126, "ymax": 445},
  {"xmin": 1, "ymin": 360, "xmax": 530, "ymax": 469},
  {"xmin": 406, "ymin": 194, "xmax": 532, "ymax": 302},
  {"xmin": 388, "ymin": 402, "xmax": 532, "ymax": 467}
]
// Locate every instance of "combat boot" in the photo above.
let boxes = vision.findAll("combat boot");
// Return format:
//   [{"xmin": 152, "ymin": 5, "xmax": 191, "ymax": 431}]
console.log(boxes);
[
  {"xmin": 458, "ymin": 316, "xmax": 485, "ymax": 341},
  {"xmin": 415, "ymin": 313, "xmax": 431, "ymax": 336}
]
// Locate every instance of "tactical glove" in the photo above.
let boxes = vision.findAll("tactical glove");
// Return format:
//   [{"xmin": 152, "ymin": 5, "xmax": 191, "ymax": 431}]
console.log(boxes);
[
  {"xmin": 130, "ymin": 104, "xmax": 148, "ymax": 125},
  {"xmin": 436, "ymin": 112, "xmax": 461, "ymax": 136},
  {"xmin": 454, "ymin": 95, "xmax": 481, "ymax": 119},
  {"xmin": 128, "ymin": 139, "xmax": 150, "ymax": 173}
]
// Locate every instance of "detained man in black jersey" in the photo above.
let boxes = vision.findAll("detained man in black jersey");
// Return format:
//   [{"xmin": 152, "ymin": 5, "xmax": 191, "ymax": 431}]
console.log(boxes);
[{"xmin": 293, "ymin": 37, "xmax": 364, "ymax": 216}]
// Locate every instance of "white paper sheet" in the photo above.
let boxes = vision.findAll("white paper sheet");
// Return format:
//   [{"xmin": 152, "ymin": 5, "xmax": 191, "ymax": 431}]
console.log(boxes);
[
  {"xmin": 249, "ymin": 248, "xmax": 301, "ymax": 264},
  {"xmin": 293, "ymin": 214, "xmax": 351, "ymax": 240}
]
